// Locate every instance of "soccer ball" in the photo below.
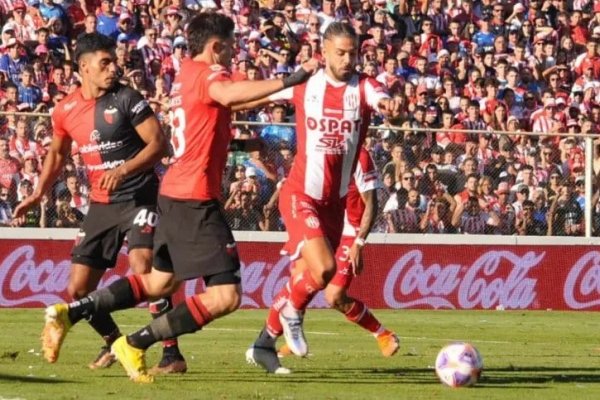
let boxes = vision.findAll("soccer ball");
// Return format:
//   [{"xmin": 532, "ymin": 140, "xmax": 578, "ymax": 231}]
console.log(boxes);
[{"xmin": 435, "ymin": 342, "xmax": 483, "ymax": 387}]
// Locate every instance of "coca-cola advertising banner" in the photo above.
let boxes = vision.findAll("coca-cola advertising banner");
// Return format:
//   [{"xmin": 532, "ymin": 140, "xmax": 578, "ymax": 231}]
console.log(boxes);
[{"xmin": 2, "ymin": 239, "xmax": 600, "ymax": 310}]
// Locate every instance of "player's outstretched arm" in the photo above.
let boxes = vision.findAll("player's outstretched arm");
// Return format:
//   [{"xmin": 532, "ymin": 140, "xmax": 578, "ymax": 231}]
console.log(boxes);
[
  {"xmin": 99, "ymin": 115, "xmax": 167, "ymax": 193},
  {"xmin": 13, "ymin": 134, "xmax": 72, "ymax": 223},
  {"xmin": 210, "ymin": 59, "xmax": 320, "ymax": 107}
]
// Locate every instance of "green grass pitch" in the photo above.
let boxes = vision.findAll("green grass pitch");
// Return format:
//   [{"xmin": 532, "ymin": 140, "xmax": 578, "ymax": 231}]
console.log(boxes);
[{"xmin": 1, "ymin": 309, "xmax": 600, "ymax": 400}]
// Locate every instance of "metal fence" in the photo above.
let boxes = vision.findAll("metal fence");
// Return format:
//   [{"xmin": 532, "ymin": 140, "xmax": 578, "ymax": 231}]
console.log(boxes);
[{"xmin": 1, "ymin": 110, "xmax": 597, "ymax": 237}]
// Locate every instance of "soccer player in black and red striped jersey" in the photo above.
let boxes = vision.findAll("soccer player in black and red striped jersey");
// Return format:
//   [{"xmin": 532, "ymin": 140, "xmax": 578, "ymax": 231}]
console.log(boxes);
[
  {"xmin": 35, "ymin": 14, "xmax": 318, "ymax": 383},
  {"xmin": 13, "ymin": 33, "xmax": 187, "ymax": 374}
]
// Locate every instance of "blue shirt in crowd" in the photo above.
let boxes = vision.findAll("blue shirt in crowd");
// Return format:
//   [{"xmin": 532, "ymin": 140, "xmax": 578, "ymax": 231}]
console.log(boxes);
[
  {"xmin": 260, "ymin": 125, "xmax": 296, "ymax": 150},
  {"xmin": 97, "ymin": 14, "xmax": 119, "ymax": 38},
  {"xmin": 0, "ymin": 55, "xmax": 28, "ymax": 84},
  {"xmin": 18, "ymin": 84, "xmax": 43, "ymax": 109}
]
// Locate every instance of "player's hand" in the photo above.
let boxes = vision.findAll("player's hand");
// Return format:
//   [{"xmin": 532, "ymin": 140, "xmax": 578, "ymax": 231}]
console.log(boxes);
[
  {"xmin": 99, "ymin": 166, "xmax": 126, "ymax": 193},
  {"xmin": 349, "ymin": 243, "xmax": 364, "ymax": 276},
  {"xmin": 377, "ymin": 97, "xmax": 402, "ymax": 118},
  {"xmin": 12, "ymin": 195, "xmax": 40, "ymax": 226},
  {"xmin": 300, "ymin": 58, "xmax": 321, "ymax": 74}
]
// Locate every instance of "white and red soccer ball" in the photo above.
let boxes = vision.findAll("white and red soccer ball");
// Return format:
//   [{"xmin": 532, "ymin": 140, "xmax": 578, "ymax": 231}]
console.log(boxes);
[{"xmin": 435, "ymin": 342, "xmax": 483, "ymax": 387}]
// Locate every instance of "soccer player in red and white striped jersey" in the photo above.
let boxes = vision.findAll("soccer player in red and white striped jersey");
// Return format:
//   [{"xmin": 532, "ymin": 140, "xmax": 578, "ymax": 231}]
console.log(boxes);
[{"xmin": 245, "ymin": 22, "xmax": 401, "ymax": 373}]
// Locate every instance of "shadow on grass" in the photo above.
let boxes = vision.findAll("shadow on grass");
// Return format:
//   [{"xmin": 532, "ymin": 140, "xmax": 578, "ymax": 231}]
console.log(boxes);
[
  {"xmin": 0, "ymin": 373, "xmax": 76, "ymax": 383},
  {"xmin": 102, "ymin": 366, "xmax": 600, "ymax": 389}
]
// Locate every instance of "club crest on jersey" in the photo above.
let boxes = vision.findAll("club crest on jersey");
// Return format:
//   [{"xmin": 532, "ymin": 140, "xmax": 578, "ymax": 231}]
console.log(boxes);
[
  {"xmin": 89, "ymin": 130, "xmax": 101, "ymax": 142},
  {"xmin": 305, "ymin": 215, "xmax": 320, "ymax": 229},
  {"xmin": 344, "ymin": 93, "xmax": 358, "ymax": 110},
  {"xmin": 103, "ymin": 107, "xmax": 118, "ymax": 124}
]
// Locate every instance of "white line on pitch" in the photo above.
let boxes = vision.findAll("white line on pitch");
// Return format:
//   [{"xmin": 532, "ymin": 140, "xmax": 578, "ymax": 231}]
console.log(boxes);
[
  {"xmin": 402, "ymin": 336, "xmax": 511, "ymax": 344},
  {"xmin": 119, "ymin": 325, "xmax": 339, "ymax": 335}
]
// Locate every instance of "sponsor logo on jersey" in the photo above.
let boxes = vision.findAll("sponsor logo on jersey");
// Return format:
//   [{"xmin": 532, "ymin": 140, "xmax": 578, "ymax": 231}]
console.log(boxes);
[
  {"xmin": 317, "ymin": 133, "xmax": 347, "ymax": 153},
  {"xmin": 306, "ymin": 117, "xmax": 360, "ymax": 134},
  {"xmin": 131, "ymin": 99, "xmax": 149, "ymax": 115},
  {"xmin": 305, "ymin": 215, "xmax": 320, "ymax": 229},
  {"xmin": 103, "ymin": 108, "xmax": 118, "ymax": 124},
  {"xmin": 87, "ymin": 159, "xmax": 125, "ymax": 171}
]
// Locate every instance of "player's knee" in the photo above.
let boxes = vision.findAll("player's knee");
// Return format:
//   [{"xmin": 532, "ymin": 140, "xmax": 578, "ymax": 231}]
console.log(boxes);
[
  {"xmin": 128, "ymin": 252, "xmax": 152, "ymax": 275},
  {"xmin": 325, "ymin": 286, "xmax": 348, "ymax": 311},
  {"xmin": 311, "ymin": 258, "xmax": 336, "ymax": 285},
  {"xmin": 321, "ymin": 265, "xmax": 336, "ymax": 285},
  {"xmin": 67, "ymin": 283, "xmax": 90, "ymax": 300},
  {"xmin": 211, "ymin": 287, "xmax": 241, "ymax": 316}
]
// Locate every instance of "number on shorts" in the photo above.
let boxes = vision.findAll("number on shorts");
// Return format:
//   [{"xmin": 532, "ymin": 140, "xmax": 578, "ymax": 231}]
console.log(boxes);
[
  {"xmin": 169, "ymin": 107, "xmax": 186, "ymax": 158},
  {"xmin": 338, "ymin": 244, "xmax": 350, "ymax": 262},
  {"xmin": 133, "ymin": 209, "xmax": 158, "ymax": 227}
]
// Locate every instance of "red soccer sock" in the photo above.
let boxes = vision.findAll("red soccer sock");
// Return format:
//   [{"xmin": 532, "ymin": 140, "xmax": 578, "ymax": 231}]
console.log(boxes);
[
  {"xmin": 344, "ymin": 300, "xmax": 382, "ymax": 335},
  {"xmin": 289, "ymin": 270, "xmax": 324, "ymax": 311},
  {"xmin": 265, "ymin": 282, "xmax": 290, "ymax": 337},
  {"xmin": 185, "ymin": 295, "xmax": 213, "ymax": 328}
]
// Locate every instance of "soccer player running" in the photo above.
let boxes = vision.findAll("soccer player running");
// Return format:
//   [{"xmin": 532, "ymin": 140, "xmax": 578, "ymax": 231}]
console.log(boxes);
[
  {"xmin": 37, "ymin": 13, "xmax": 318, "ymax": 383},
  {"xmin": 13, "ymin": 33, "xmax": 188, "ymax": 374},
  {"xmin": 244, "ymin": 22, "xmax": 401, "ymax": 373},
  {"xmin": 277, "ymin": 147, "xmax": 399, "ymax": 360}
]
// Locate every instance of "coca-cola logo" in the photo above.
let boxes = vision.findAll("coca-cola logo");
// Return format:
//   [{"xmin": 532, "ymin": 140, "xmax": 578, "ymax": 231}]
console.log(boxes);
[
  {"xmin": 564, "ymin": 251, "xmax": 600, "ymax": 309},
  {"xmin": 383, "ymin": 250, "xmax": 542, "ymax": 310},
  {"xmin": 0, "ymin": 245, "xmax": 130, "ymax": 307}
]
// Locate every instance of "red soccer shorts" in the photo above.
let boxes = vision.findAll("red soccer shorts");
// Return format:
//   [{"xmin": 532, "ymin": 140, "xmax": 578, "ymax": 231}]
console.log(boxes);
[{"xmin": 279, "ymin": 186, "xmax": 344, "ymax": 260}]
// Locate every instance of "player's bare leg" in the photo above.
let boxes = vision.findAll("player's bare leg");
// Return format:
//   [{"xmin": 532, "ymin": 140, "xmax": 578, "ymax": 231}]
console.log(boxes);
[
  {"xmin": 325, "ymin": 284, "xmax": 399, "ymax": 357},
  {"xmin": 114, "ymin": 281, "xmax": 240, "ymax": 382},
  {"xmin": 279, "ymin": 238, "xmax": 336, "ymax": 357},
  {"xmin": 129, "ymin": 249, "xmax": 187, "ymax": 374}
]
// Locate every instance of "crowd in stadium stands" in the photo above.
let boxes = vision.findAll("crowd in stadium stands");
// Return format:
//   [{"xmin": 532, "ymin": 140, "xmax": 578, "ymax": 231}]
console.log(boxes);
[{"xmin": 0, "ymin": 0, "xmax": 599, "ymax": 235}]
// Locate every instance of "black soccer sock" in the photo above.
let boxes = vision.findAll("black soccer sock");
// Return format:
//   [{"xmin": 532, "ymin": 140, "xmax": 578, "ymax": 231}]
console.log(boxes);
[
  {"xmin": 254, "ymin": 327, "xmax": 276, "ymax": 348},
  {"xmin": 149, "ymin": 297, "xmax": 181, "ymax": 353},
  {"xmin": 128, "ymin": 298, "xmax": 209, "ymax": 350},
  {"xmin": 87, "ymin": 312, "xmax": 121, "ymax": 346},
  {"xmin": 67, "ymin": 275, "xmax": 147, "ymax": 325}
]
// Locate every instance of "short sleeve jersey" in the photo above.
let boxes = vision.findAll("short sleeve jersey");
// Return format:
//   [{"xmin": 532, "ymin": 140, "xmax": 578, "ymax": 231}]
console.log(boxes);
[
  {"xmin": 269, "ymin": 70, "xmax": 388, "ymax": 202},
  {"xmin": 160, "ymin": 59, "xmax": 232, "ymax": 201},
  {"xmin": 52, "ymin": 84, "xmax": 157, "ymax": 204}
]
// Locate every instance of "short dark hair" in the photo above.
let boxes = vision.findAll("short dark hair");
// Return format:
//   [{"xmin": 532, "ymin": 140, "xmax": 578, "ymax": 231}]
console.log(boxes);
[
  {"xmin": 187, "ymin": 13, "xmax": 235, "ymax": 57},
  {"xmin": 323, "ymin": 22, "xmax": 357, "ymax": 42},
  {"xmin": 75, "ymin": 33, "xmax": 116, "ymax": 62}
]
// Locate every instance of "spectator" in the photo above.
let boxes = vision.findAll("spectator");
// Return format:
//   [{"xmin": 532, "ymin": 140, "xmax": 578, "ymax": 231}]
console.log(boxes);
[
  {"xmin": 15, "ymin": 179, "xmax": 46, "ymax": 226},
  {"xmin": 226, "ymin": 190, "xmax": 262, "ymax": 231},
  {"xmin": 0, "ymin": 38, "xmax": 28, "ymax": 84},
  {"xmin": 96, "ymin": 0, "xmax": 119, "ymax": 38},
  {"xmin": 18, "ymin": 66, "xmax": 43, "ymax": 109},
  {"xmin": 64, "ymin": 173, "xmax": 89, "ymax": 215},
  {"xmin": 0, "ymin": 137, "xmax": 20, "ymax": 201},
  {"xmin": 420, "ymin": 195, "xmax": 457, "ymax": 234},
  {"xmin": 0, "ymin": 186, "xmax": 12, "ymax": 226},
  {"xmin": 452, "ymin": 195, "xmax": 500, "ymax": 234},
  {"xmin": 259, "ymin": 104, "xmax": 295, "ymax": 151},
  {"xmin": 548, "ymin": 180, "xmax": 584, "ymax": 236},
  {"xmin": 52, "ymin": 191, "xmax": 83, "ymax": 228},
  {"xmin": 385, "ymin": 188, "xmax": 420, "ymax": 233},
  {"xmin": 9, "ymin": 118, "xmax": 40, "ymax": 161}
]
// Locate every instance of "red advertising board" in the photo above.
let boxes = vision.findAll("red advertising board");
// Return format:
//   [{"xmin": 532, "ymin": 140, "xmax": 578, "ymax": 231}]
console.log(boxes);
[{"xmin": 1, "ymin": 239, "xmax": 599, "ymax": 311}]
